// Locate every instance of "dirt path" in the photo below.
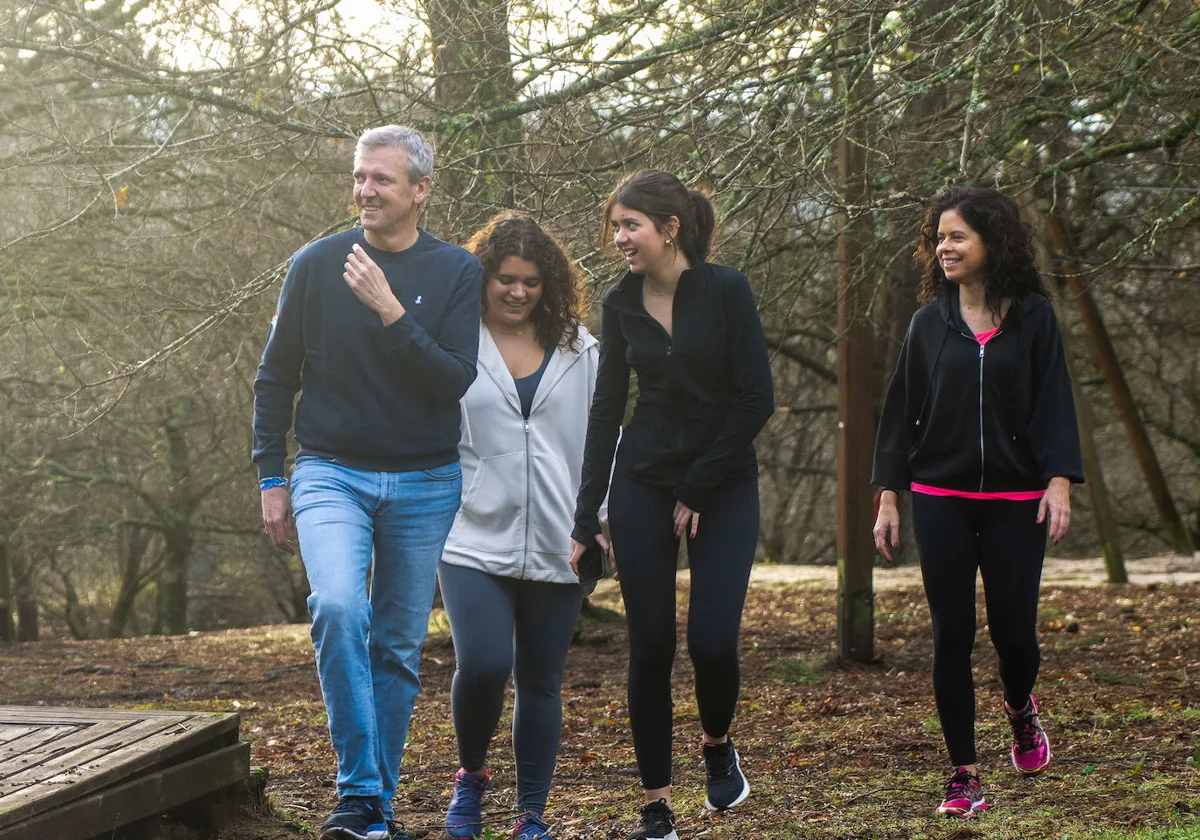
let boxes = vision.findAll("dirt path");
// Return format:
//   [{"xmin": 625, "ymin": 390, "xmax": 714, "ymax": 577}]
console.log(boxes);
[{"xmin": 739, "ymin": 551, "xmax": 1200, "ymax": 588}]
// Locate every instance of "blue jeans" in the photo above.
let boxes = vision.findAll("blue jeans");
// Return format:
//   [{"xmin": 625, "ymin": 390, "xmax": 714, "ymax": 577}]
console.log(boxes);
[{"xmin": 291, "ymin": 455, "xmax": 462, "ymax": 817}]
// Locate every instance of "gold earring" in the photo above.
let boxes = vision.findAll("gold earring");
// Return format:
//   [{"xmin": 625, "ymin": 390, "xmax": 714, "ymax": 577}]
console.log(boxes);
[{"xmin": 665, "ymin": 237, "xmax": 673, "ymax": 246}]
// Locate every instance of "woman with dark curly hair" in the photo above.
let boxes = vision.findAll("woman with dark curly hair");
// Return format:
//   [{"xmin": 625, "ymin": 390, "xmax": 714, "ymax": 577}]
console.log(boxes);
[
  {"xmin": 872, "ymin": 187, "xmax": 1083, "ymax": 819},
  {"xmin": 438, "ymin": 213, "xmax": 601, "ymax": 840}
]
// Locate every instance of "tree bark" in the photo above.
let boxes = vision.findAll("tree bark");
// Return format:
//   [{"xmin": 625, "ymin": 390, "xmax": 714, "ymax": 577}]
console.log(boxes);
[
  {"xmin": 155, "ymin": 396, "xmax": 195, "ymax": 635},
  {"xmin": 0, "ymin": 537, "xmax": 13, "ymax": 642},
  {"xmin": 107, "ymin": 525, "xmax": 153, "ymax": 638},
  {"xmin": 1044, "ymin": 213, "xmax": 1194, "ymax": 557},
  {"xmin": 1051, "ymin": 284, "xmax": 1127, "ymax": 582},
  {"xmin": 835, "ymin": 8, "xmax": 877, "ymax": 664},
  {"xmin": 11, "ymin": 550, "xmax": 38, "ymax": 642},
  {"xmin": 425, "ymin": 0, "xmax": 523, "ymax": 231}
]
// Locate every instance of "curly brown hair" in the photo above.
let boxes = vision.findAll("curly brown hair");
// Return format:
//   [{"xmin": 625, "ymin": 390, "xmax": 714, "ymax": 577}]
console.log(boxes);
[
  {"xmin": 915, "ymin": 187, "xmax": 1049, "ymax": 316},
  {"xmin": 465, "ymin": 212, "xmax": 586, "ymax": 352}
]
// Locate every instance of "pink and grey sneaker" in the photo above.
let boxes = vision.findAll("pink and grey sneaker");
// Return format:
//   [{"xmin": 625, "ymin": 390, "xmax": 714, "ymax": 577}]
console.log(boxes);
[
  {"xmin": 936, "ymin": 767, "xmax": 987, "ymax": 818},
  {"xmin": 1004, "ymin": 694, "xmax": 1052, "ymax": 776}
]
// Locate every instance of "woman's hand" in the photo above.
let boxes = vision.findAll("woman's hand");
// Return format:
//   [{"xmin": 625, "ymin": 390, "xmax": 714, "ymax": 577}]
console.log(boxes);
[
  {"xmin": 570, "ymin": 534, "xmax": 619, "ymax": 581},
  {"xmin": 596, "ymin": 533, "xmax": 617, "ymax": 580},
  {"xmin": 1038, "ymin": 477, "xmax": 1071, "ymax": 544},
  {"xmin": 568, "ymin": 538, "xmax": 587, "ymax": 575},
  {"xmin": 872, "ymin": 489, "xmax": 900, "ymax": 564},
  {"xmin": 673, "ymin": 501, "xmax": 699, "ymax": 540}
]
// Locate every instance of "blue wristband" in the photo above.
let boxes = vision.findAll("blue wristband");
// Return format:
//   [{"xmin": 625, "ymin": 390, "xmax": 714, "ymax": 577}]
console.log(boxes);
[{"xmin": 259, "ymin": 476, "xmax": 289, "ymax": 491}]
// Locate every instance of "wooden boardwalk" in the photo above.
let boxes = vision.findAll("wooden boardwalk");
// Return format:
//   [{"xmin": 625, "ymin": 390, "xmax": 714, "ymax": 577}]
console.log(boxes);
[{"xmin": 0, "ymin": 706, "xmax": 249, "ymax": 840}]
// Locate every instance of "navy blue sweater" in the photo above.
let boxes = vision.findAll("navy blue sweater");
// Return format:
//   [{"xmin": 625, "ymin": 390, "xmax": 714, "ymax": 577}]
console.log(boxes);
[{"xmin": 253, "ymin": 227, "xmax": 482, "ymax": 479}]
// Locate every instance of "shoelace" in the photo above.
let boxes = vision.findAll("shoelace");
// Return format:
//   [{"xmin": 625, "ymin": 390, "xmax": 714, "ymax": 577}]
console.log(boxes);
[
  {"xmin": 516, "ymin": 812, "xmax": 552, "ymax": 837},
  {"xmin": 706, "ymin": 744, "xmax": 734, "ymax": 779},
  {"xmin": 642, "ymin": 799, "xmax": 675, "ymax": 827},
  {"xmin": 944, "ymin": 769, "xmax": 975, "ymax": 797},
  {"xmin": 332, "ymin": 796, "xmax": 376, "ymax": 816},
  {"xmin": 1012, "ymin": 712, "xmax": 1041, "ymax": 752}
]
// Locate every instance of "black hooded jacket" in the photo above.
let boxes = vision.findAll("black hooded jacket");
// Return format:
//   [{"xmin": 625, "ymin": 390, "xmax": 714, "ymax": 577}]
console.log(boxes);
[
  {"xmin": 572, "ymin": 262, "xmax": 775, "ymax": 543},
  {"xmin": 873, "ymin": 287, "xmax": 1084, "ymax": 493}
]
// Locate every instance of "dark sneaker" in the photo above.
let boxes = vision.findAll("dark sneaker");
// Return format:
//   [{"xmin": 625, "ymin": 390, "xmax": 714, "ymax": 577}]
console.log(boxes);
[
  {"xmin": 936, "ymin": 767, "xmax": 987, "ymax": 818},
  {"xmin": 444, "ymin": 769, "xmax": 489, "ymax": 838},
  {"xmin": 386, "ymin": 820, "xmax": 413, "ymax": 840},
  {"xmin": 627, "ymin": 799, "xmax": 679, "ymax": 840},
  {"xmin": 703, "ymin": 738, "xmax": 750, "ymax": 811},
  {"xmin": 510, "ymin": 810, "xmax": 554, "ymax": 840},
  {"xmin": 320, "ymin": 796, "xmax": 388, "ymax": 840},
  {"xmin": 1005, "ymin": 694, "xmax": 1052, "ymax": 776}
]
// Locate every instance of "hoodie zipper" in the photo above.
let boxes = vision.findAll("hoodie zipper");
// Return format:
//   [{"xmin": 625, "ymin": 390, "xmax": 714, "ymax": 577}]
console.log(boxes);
[
  {"xmin": 973, "ymin": 328, "xmax": 1003, "ymax": 491},
  {"xmin": 522, "ymin": 418, "xmax": 532, "ymax": 578},
  {"xmin": 977, "ymin": 342, "xmax": 986, "ymax": 491}
]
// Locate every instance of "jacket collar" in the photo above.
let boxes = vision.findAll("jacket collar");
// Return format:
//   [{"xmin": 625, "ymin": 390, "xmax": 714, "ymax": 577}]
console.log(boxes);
[
  {"xmin": 604, "ymin": 262, "xmax": 709, "ymax": 314},
  {"xmin": 936, "ymin": 285, "xmax": 1049, "ymax": 331},
  {"xmin": 476, "ymin": 322, "xmax": 597, "ymax": 416}
]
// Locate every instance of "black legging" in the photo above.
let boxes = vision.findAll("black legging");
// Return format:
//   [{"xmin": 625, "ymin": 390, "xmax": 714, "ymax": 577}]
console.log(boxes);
[
  {"xmin": 912, "ymin": 493, "xmax": 1048, "ymax": 767},
  {"xmin": 608, "ymin": 470, "xmax": 759, "ymax": 790}
]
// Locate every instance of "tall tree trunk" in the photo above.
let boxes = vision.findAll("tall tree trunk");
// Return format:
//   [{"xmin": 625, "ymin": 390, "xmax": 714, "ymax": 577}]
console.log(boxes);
[
  {"xmin": 835, "ymin": 8, "xmax": 877, "ymax": 664},
  {"xmin": 155, "ymin": 396, "xmax": 195, "ymax": 635},
  {"xmin": 878, "ymin": 0, "xmax": 955, "ymax": 566},
  {"xmin": 107, "ymin": 525, "xmax": 153, "ymax": 638},
  {"xmin": 53, "ymin": 559, "xmax": 88, "ymax": 640},
  {"xmin": 425, "ymin": 0, "xmax": 523, "ymax": 232},
  {"xmin": 1044, "ymin": 213, "xmax": 1194, "ymax": 556},
  {"xmin": 11, "ymin": 550, "xmax": 38, "ymax": 642},
  {"xmin": 1051, "ymin": 283, "xmax": 1127, "ymax": 581},
  {"xmin": 0, "ymin": 537, "xmax": 13, "ymax": 642}
]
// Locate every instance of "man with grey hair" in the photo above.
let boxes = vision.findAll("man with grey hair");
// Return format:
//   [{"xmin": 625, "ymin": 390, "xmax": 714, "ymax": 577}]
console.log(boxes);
[{"xmin": 253, "ymin": 125, "xmax": 481, "ymax": 840}]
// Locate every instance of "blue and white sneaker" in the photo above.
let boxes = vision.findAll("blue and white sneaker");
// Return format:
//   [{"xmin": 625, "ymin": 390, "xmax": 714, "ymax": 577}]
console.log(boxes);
[
  {"xmin": 444, "ymin": 769, "xmax": 489, "ymax": 838},
  {"xmin": 510, "ymin": 810, "xmax": 555, "ymax": 840},
  {"xmin": 320, "ymin": 796, "xmax": 388, "ymax": 840}
]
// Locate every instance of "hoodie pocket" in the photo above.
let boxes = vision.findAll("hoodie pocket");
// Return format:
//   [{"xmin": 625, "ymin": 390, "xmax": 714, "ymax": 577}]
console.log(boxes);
[
  {"xmin": 527, "ymin": 451, "xmax": 576, "ymax": 555},
  {"xmin": 456, "ymin": 451, "xmax": 525, "ymax": 551}
]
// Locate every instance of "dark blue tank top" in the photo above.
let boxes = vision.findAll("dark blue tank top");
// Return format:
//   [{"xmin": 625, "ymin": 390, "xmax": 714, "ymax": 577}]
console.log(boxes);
[{"xmin": 514, "ymin": 347, "xmax": 554, "ymax": 418}]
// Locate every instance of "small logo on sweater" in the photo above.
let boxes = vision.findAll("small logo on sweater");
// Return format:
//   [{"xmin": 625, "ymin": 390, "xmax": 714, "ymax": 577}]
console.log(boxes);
[{"xmin": 414, "ymin": 295, "xmax": 423, "ymax": 305}]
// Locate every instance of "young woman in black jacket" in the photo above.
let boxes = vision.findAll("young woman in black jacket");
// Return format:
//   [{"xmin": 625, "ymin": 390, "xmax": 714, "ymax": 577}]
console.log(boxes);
[
  {"xmin": 570, "ymin": 170, "xmax": 774, "ymax": 840},
  {"xmin": 872, "ymin": 187, "xmax": 1084, "ymax": 819}
]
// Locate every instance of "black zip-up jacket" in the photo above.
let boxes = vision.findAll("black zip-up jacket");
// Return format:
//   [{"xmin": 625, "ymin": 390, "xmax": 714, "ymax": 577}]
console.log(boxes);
[
  {"xmin": 572, "ymin": 262, "xmax": 774, "ymax": 543},
  {"xmin": 873, "ymin": 287, "xmax": 1084, "ymax": 493}
]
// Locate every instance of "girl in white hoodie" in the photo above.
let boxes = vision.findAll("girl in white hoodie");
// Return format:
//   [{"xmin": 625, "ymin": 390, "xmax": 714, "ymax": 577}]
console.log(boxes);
[{"xmin": 439, "ymin": 213, "xmax": 604, "ymax": 840}]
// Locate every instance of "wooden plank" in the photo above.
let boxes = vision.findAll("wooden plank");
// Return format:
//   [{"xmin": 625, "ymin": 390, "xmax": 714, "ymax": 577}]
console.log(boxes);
[
  {"xmin": 0, "ymin": 727, "xmax": 88, "ymax": 781},
  {"xmin": 0, "ymin": 741, "xmax": 250, "ymax": 840},
  {"xmin": 0, "ymin": 707, "xmax": 210, "ymax": 724},
  {"xmin": 0, "ymin": 728, "xmax": 39, "ymax": 747},
  {"xmin": 0, "ymin": 722, "xmax": 132, "ymax": 783},
  {"xmin": 0, "ymin": 726, "xmax": 80, "ymax": 759},
  {"xmin": 0, "ymin": 718, "xmax": 190, "ymax": 794},
  {"xmin": 0, "ymin": 712, "xmax": 239, "ymax": 828}
]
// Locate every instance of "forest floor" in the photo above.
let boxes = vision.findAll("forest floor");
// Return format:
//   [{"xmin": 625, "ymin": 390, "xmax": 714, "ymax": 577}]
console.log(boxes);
[{"xmin": 2, "ymin": 553, "xmax": 1199, "ymax": 840}]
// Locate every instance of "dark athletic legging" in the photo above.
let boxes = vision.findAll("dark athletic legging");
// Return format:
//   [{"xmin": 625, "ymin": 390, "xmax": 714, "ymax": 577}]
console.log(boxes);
[
  {"xmin": 911, "ymin": 493, "xmax": 1048, "ymax": 767},
  {"xmin": 438, "ymin": 562, "xmax": 584, "ymax": 815},
  {"xmin": 608, "ymin": 470, "xmax": 759, "ymax": 790}
]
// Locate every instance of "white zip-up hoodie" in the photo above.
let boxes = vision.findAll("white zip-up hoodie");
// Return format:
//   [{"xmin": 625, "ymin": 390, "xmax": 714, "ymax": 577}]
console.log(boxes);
[{"xmin": 441, "ymin": 322, "xmax": 600, "ymax": 583}]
